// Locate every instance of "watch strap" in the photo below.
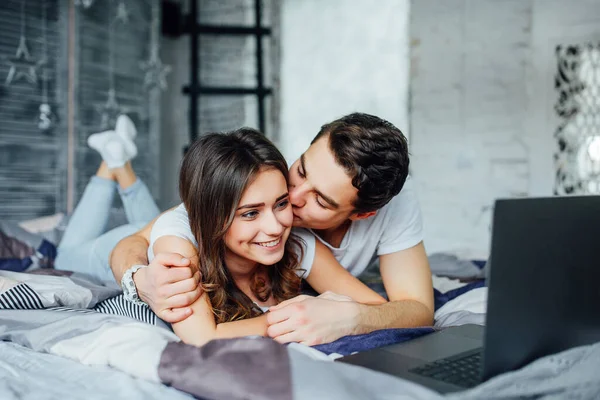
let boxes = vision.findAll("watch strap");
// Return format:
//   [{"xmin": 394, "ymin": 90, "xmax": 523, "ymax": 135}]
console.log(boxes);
[{"xmin": 121, "ymin": 264, "xmax": 148, "ymax": 306}]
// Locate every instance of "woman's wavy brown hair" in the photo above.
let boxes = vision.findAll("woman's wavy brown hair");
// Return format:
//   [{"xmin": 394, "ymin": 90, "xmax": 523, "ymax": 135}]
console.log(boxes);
[{"xmin": 179, "ymin": 128, "xmax": 304, "ymax": 324}]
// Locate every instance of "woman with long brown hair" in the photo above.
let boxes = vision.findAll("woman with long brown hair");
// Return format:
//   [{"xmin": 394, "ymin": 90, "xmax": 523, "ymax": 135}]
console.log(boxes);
[{"xmin": 149, "ymin": 128, "xmax": 385, "ymax": 347}]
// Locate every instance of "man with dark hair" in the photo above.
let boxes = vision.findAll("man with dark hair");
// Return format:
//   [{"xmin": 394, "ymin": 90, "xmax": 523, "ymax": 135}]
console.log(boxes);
[
  {"xmin": 310, "ymin": 113, "xmax": 410, "ymax": 213},
  {"xmin": 110, "ymin": 112, "xmax": 433, "ymax": 345}
]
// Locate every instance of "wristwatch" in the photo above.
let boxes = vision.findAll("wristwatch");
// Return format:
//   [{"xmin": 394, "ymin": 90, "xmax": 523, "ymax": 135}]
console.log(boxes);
[{"xmin": 121, "ymin": 264, "xmax": 148, "ymax": 306}]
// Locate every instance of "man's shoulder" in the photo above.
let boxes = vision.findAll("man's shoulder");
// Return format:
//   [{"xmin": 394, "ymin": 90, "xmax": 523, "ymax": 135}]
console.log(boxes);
[
  {"xmin": 349, "ymin": 176, "xmax": 422, "ymax": 246},
  {"xmin": 367, "ymin": 176, "xmax": 418, "ymax": 221},
  {"xmin": 389, "ymin": 175, "xmax": 417, "ymax": 205}
]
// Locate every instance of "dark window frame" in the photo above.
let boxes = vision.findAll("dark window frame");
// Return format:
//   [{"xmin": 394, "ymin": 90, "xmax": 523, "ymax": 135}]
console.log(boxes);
[{"xmin": 183, "ymin": 0, "xmax": 272, "ymax": 143}]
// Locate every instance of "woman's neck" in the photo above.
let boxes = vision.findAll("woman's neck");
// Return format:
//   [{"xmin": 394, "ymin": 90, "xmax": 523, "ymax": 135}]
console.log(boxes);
[
  {"xmin": 223, "ymin": 250, "xmax": 259, "ymax": 286},
  {"xmin": 223, "ymin": 250, "xmax": 275, "ymax": 307}
]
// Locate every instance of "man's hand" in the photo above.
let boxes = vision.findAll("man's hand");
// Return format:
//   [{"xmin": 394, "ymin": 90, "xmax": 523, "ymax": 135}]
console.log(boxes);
[
  {"xmin": 316, "ymin": 291, "xmax": 353, "ymax": 302},
  {"xmin": 134, "ymin": 252, "xmax": 202, "ymax": 323},
  {"xmin": 266, "ymin": 295, "xmax": 360, "ymax": 346}
]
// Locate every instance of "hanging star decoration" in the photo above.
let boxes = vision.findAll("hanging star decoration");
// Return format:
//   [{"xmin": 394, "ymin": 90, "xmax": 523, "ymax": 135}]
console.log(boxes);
[
  {"xmin": 4, "ymin": 36, "xmax": 45, "ymax": 86},
  {"xmin": 75, "ymin": 0, "xmax": 94, "ymax": 8},
  {"xmin": 96, "ymin": 88, "xmax": 122, "ymax": 130},
  {"xmin": 140, "ymin": 57, "xmax": 171, "ymax": 91},
  {"xmin": 115, "ymin": 1, "xmax": 129, "ymax": 24}
]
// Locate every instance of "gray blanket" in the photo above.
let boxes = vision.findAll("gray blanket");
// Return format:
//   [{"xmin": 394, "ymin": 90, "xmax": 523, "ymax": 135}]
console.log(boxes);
[
  {"xmin": 1, "ymin": 270, "xmax": 599, "ymax": 400},
  {"xmin": 0, "ymin": 341, "xmax": 194, "ymax": 400}
]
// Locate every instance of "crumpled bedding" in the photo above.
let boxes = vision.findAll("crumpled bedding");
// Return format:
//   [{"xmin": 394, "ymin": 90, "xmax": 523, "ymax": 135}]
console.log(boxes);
[{"xmin": 1, "ymin": 269, "xmax": 598, "ymax": 400}]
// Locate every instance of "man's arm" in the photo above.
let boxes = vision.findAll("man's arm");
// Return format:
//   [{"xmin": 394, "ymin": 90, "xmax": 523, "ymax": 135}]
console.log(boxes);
[
  {"xmin": 110, "ymin": 205, "xmax": 183, "ymax": 282},
  {"xmin": 351, "ymin": 241, "xmax": 434, "ymax": 333},
  {"xmin": 109, "ymin": 216, "xmax": 155, "ymax": 283},
  {"xmin": 266, "ymin": 240, "xmax": 386, "ymax": 345},
  {"xmin": 266, "ymin": 242, "xmax": 433, "ymax": 345},
  {"xmin": 109, "ymin": 212, "xmax": 201, "ymax": 323}
]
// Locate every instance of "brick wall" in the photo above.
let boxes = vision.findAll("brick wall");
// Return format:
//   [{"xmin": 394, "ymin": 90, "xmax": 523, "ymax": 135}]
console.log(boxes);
[{"xmin": 410, "ymin": 0, "xmax": 600, "ymax": 258}]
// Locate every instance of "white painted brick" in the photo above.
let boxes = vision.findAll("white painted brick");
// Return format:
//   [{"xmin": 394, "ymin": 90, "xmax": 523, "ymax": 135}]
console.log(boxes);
[{"xmin": 411, "ymin": 0, "xmax": 600, "ymax": 259}]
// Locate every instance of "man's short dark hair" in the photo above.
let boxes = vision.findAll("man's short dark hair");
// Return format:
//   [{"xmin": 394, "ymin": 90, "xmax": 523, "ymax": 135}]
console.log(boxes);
[{"xmin": 312, "ymin": 112, "xmax": 409, "ymax": 213}]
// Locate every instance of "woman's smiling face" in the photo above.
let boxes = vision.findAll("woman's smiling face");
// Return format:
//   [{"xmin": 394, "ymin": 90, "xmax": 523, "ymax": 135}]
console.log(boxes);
[{"xmin": 224, "ymin": 167, "xmax": 293, "ymax": 269}]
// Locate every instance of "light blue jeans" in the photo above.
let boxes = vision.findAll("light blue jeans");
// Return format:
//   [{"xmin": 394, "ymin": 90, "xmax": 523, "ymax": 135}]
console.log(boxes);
[{"xmin": 55, "ymin": 176, "xmax": 160, "ymax": 283}]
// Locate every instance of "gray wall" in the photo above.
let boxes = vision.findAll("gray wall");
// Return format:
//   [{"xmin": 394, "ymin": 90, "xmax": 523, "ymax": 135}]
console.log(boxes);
[
  {"xmin": 159, "ymin": 34, "xmax": 190, "ymax": 209},
  {"xmin": 277, "ymin": 0, "xmax": 410, "ymax": 163},
  {"xmin": 410, "ymin": 0, "xmax": 600, "ymax": 258}
]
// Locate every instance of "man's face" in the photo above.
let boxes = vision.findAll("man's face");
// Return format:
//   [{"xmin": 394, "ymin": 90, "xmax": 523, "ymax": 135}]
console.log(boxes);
[{"xmin": 288, "ymin": 137, "xmax": 358, "ymax": 230}]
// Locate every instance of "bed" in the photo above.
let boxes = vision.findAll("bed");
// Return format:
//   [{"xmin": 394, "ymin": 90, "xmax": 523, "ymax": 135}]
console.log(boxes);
[{"xmin": 1, "ymin": 222, "xmax": 598, "ymax": 399}]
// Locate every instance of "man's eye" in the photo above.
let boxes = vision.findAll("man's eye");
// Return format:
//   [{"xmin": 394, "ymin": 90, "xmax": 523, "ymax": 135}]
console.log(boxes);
[
  {"xmin": 297, "ymin": 167, "xmax": 305, "ymax": 178},
  {"xmin": 315, "ymin": 196, "xmax": 327, "ymax": 209}
]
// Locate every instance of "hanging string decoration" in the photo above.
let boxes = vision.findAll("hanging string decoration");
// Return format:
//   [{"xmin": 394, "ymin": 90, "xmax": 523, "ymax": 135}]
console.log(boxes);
[
  {"xmin": 115, "ymin": 0, "xmax": 130, "ymax": 24},
  {"xmin": 140, "ymin": 0, "xmax": 171, "ymax": 91},
  {"xmin": 38, "ymin": 0, "xmax": 54, "ymax": 132},
  {"xmin": 97, "ymin": 0, "xmax": 123, "ymax": 130},
  {"xmin": 5, "ymin": 0, "xmax": 45, "ymax": 86}
]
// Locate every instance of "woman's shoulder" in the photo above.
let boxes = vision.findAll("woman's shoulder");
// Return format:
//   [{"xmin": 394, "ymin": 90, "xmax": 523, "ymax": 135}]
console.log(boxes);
[{"xmin": 150, "ymin": 203, "xmax": 196, "ymax": 246}]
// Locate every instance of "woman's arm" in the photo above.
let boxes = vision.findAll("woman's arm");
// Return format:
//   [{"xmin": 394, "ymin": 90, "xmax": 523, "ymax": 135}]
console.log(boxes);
[
  {"xmin": 305, "ymin": 240, "xmax": 387, "ymax": 305},
  {"xmin": 153, "ymin": 235, "xmax": 268, "ymax": 346}
]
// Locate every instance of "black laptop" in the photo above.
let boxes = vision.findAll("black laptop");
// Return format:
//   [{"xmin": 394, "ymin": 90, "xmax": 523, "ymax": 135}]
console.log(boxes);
[{"xmin": 338, "ymin": 196, "xmax": 600, "ymax": 393}]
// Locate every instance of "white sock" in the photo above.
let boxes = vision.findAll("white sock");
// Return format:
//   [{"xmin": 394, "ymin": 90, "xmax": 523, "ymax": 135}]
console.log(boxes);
[
  {"xmin": 115, "ymin": 114, "xmax": 138, "ymax": 160},
  {"xmin": 88, "ymin": 130, "xmax": 134, "ymax": 169}
]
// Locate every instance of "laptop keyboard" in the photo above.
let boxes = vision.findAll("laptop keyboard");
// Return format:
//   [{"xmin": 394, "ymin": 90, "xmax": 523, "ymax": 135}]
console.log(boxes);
[{"xmin": 409, "ymin": 349, "xmax": 483, "ymax": 388}]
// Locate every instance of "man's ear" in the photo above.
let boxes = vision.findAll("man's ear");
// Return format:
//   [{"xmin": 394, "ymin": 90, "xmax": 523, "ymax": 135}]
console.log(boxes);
[{"xmin": 349, "ymin": 210, "xmax": 376, "ymax": 221}]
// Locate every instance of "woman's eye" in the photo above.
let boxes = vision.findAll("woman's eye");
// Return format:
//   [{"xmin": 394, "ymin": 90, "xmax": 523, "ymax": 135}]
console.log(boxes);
[
  {"xmin": 276, "ymin": 199, "xmax": 289, "ymax": 209},
  {"xmin": 241, "ymin": 211, "xmax": 258, "ymax": 219}
]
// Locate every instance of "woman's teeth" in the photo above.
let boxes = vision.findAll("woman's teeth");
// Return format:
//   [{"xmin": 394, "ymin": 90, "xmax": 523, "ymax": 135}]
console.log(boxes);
[{"xmin": 256, "ymin": 238, "xmax": 281, "ymax": 248}]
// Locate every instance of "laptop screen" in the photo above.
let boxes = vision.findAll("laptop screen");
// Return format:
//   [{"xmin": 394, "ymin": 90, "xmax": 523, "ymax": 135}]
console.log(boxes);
[{"xmin": 482, "ymin": 196, "xmax": 600, "ymax": 380}]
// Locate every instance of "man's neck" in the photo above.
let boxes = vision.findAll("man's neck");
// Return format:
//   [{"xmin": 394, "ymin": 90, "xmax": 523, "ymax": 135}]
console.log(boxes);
[{"xmin": 313, "ymin": 219, "xmax": 352, "ymax": 248}]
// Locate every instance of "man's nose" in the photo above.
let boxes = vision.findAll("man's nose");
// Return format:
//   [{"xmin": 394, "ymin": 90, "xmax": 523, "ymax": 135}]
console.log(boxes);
[{"xmin": 289, "ymin": 183, "xmax": 307, "ymax": 208}]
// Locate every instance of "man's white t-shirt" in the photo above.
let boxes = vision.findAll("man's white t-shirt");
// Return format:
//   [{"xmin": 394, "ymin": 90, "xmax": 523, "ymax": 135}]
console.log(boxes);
[
  {"xmin": 307, "ymin": 176, "xmax": 423, "ymax": 277},
  {"xmin": 148, "ymin": 204, "xmax": 316, "ymax": 279},
  {"xmin": 148, "ymin": 176, "xmax": 423, "ymax": 278}
]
